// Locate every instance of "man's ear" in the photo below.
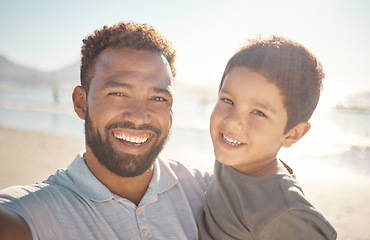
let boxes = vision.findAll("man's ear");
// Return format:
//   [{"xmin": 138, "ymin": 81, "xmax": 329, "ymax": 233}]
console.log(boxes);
[
  {"xmin": 72, "ymin": 86, "xmax": 87, "ymax": 120},
  {"xmin": 282, "ymin": 122, "xmax": 311, "ymax": 148}
]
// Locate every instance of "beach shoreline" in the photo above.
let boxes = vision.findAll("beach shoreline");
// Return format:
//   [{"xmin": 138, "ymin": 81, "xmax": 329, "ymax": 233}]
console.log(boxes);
[{"xmin": 1, "ymin": 126, "xmax": 369, "ymax": 239}]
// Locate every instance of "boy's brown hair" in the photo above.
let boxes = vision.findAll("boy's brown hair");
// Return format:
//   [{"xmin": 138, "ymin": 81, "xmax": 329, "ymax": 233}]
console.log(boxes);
[
  {"xmin": 80, "ymin": 22, "xmax": 176, "ymax": 93},
  {"xmin": 220, "ymin": 36, "xmax": 324, "ymax": 133}
]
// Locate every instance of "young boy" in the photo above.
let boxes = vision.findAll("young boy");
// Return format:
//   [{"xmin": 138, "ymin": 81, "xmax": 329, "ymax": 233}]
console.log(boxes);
[{"xmin": 198, "ymin": 36, "xmax": 337, "ymax": 239}]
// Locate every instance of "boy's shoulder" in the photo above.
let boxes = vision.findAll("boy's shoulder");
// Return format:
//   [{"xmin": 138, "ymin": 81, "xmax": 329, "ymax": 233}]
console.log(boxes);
[
  {"xmin": 245, "ymin": 170, "xmax": 337, "ymax": 239},
  {"xmin": 209, "ymin": 162, "xmax": 336, "ymax": 238},
  {"xmin": 258, "ymin": 181, "xmax": 338, "ymax": 239}
]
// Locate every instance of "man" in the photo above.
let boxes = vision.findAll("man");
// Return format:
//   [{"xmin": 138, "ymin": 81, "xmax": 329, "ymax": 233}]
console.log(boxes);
[{"xmin": 0, "ymin": 22, "xmax": 211, "ymax": 239}]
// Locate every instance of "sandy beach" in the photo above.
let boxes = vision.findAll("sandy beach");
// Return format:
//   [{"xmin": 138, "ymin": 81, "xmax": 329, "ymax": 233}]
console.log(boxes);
[{"xmin": 1, "ymin": 126, "xmax": 369, "ymax": 239}]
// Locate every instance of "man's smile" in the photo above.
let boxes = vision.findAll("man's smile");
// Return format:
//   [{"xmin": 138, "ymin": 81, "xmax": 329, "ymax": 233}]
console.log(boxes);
[
  {"xmin": 112, "ymin": 129, "xmax": 152, "ymax": 146},
  {"xmin": 114, "ymin": 132, "xmax": 150, "ymax": 145}
]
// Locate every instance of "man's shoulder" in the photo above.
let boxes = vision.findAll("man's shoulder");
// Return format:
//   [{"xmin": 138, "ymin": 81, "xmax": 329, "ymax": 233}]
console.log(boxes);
[
  {"xmin": 158, "ymin": 158, "xmax": 212, "ymax": 191},
  {"xmin": 0, "ymin": 183, "xmax": 49, "ymax": 201},
  {"xmin": 0, "ymin": 166, "xmax": 81, "ymax": 209},
  {"xmin": 160, "ymin": 158, "xmax": 212, "ymax": 180},
  {"xmin": 0, "ymin": 180, "xmax": 72, "ymax": 207},
  {"xmin": 0, "ymin": 181, "xmax": 69, "ymax": 237},
  {"xmin": 158, "ymin": 158, "xmax": 212, "ymax": 217}
]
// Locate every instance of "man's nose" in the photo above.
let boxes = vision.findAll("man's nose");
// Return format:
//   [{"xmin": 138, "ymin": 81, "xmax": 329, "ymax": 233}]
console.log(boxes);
[{"xmin": 122, "ymin": 101, "xmax": 151, "ymax": 126}]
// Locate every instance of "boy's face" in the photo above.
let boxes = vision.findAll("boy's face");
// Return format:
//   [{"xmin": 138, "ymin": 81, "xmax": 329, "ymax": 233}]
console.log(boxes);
[{"xmin": 210, "ymin": 66, "xmax": 291, "ymax": 174}]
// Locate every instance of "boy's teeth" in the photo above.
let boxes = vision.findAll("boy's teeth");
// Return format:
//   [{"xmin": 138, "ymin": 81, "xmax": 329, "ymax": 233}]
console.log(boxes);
[
  {"xmin": 114, "ymin": 133, "xmax": 149, "ymax": 144},
  {"xmin": 222, "ymin": 134, "xmax": 242, "ymax": 146}
]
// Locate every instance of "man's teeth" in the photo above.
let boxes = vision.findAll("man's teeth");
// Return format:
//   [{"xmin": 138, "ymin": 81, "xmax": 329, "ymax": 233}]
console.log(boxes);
[
  {"xmin": 114, "ymin": 133, "xmax": 149, "ymax": 144},
  {"xmin": 222, "ymin": 134, "xmax": 242, "ymax": 146}
]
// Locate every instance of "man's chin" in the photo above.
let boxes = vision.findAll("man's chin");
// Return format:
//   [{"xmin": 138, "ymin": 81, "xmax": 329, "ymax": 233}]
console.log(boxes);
[
  {"xmin": 103, "ymin": 155, "xmax": 156, "ymax": 178},
  {"xmin": 85, "ymin": 116, "xmax": 168, "ymax": 177}
]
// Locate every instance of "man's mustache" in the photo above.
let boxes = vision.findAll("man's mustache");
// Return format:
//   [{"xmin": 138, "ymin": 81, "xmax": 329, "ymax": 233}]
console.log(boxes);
[{"xmin": 106, "ymin": 122, "xmax": 161, "ymax": 135}]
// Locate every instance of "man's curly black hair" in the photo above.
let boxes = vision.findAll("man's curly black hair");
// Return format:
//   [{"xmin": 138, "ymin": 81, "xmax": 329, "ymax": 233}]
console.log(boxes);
[{"xmin": 80, "ymin": 22, "xmax": 176, "ymax": 92}]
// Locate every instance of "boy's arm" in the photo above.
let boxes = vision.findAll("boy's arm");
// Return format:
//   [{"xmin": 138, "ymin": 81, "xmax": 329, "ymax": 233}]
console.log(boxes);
[
  {"xmin": 0, "ymin": 207, "xmax": 32, "ymax": 239},
  {"xmin": 259, "ymin": 208, "xmax": 337, "ymax": 240}
]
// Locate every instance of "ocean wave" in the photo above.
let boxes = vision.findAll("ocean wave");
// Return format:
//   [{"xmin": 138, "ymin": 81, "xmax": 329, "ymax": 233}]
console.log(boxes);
[
  {"xmin": 337, "ymin": 145, "xmax": 370, "ymax": 174},
  {"xmin": 333, "ymin": 104, "xmax": 370, "ymax": 113},
  {"xmin": 0, "ymin": 100, "xmax": 74, "ymax": 116},
  {"xmin": 306, "ymin": 143, "xmax": 370, "ymax": 175},
  {"xmin": 333, "ymin": 91, "xmax": 370, "ymax": 113}
]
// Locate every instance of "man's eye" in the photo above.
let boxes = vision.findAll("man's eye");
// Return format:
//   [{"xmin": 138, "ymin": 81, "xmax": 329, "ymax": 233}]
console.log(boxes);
[
  {"xmin": 108, "ymin": 92, "xmax": 125, "ymax": 96},
  {"xmin": 221, "ymin": 98, "xmax": 233, "ymax": 105},
  {"xmin": 252, "ymin": 110, "xmax": 267, "ymax": 118},
  {"xmin": 153, "ymin": 96, "xmax": 167, "ymax": 102}
]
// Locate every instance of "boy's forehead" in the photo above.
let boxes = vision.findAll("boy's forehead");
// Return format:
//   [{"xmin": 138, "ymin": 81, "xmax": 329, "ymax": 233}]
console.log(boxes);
[
  {"xmin": 221, "ymin": 66, "xmax": 288, "ymax": 110},
  {"xmin": 223, "ymin": 66, "xmax": 284, "ymax": 94}
]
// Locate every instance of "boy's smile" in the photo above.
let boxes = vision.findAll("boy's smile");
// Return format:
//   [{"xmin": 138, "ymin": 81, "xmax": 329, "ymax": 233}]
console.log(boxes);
[
  {"xmin": 210, "ymin": 66, "xmax": 291, "ymax": 175},
  {"xmin": 222, "ymin": 133, "xmax": 243, "ymax": 146}
]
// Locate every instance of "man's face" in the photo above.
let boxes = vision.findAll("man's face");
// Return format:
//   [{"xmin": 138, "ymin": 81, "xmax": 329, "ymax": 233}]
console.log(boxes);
[{"xmin": 84, "ymin": 48, "xmax": 174, "ymax": 177}]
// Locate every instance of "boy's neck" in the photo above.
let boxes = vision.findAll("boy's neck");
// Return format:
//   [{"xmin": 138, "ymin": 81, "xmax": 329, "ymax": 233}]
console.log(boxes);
[{"xmin": 246, "ymin": 158, "xmax": 290, "ymax": 177}]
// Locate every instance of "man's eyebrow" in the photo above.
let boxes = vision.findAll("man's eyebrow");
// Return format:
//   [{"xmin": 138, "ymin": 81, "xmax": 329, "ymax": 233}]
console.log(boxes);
[
  {"xmin": 101, "ymin": 78, "xmax": 173, "ymax": 97},
  {"xmin": 151, "ymin": 86, "xmax": 174, "ymax": 98},
  {"xmin": 102, "ymin": 79, "xmax": 132, "ymax": 89}
]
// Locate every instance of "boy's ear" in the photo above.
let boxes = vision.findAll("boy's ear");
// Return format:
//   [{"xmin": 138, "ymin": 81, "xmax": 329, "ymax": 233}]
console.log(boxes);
[
  {"xmin": 282, "ymin": 122, "xmax": 311, "ymax": 148},
  {"xmin": 72, "ymin": 86, "xmax": 87, "ymax": 120}
]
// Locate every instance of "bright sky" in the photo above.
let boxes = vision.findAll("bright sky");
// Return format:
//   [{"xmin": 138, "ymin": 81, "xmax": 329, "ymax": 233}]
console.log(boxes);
[{"xmin": 1, "ymin": 0, "xmax": 369, "ymax": 94}]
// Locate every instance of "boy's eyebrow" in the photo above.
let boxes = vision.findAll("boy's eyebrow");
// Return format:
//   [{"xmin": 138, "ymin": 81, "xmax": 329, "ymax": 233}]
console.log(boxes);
[
  {"xmin": 220, "ymin": 88, "xmax": 278, "ymax": 114},
  {"xmin": 253, "ymin": 100, "xmax": 277, "ymax": 114}
]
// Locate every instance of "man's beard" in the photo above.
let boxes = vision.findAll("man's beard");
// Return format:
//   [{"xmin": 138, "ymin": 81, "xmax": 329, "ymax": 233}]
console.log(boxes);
[{"xmin": 84, "ymin": 109, "xmax": 169, "ymax": 178}]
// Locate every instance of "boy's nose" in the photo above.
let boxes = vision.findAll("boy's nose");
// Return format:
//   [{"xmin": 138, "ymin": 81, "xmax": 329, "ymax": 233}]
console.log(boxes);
[{"xmin": 224, "ymin": 110, "xmax": 245, "ymax": 131}]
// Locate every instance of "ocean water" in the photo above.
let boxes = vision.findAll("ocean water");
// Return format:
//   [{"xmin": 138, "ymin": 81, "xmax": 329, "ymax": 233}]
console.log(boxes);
[{"xmin": 0, "ymin": 86, "xmax": 369, "ymax": 175}]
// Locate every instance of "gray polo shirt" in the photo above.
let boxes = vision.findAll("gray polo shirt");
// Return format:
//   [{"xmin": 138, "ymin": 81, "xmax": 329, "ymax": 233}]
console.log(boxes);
[{"xmin": 0, "ymin": 152, "xmax": 212, "ymax": 240}]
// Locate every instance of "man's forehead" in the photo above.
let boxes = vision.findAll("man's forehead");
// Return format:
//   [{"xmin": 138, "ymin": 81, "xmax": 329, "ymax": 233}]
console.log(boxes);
[
  {"xmin": 91, "ymin": 48, "xmax": 173, "ymax": 83},
  {"xmin": 96, "ymin": 72, "xmax": 173, "ymax": 94}
]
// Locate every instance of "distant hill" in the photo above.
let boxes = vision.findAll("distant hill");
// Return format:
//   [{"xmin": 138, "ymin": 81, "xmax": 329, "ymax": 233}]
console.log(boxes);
[
  {"xmin": 0, "ymin": 55, "xmax": 218, "ymax": 101},
  {"xmin": 47, "ymin": 61, "xmax": 80, "ymax": 89},
  {"xmin": 0, "ymin": 55, "xmax": 79, "ymax": 89}
]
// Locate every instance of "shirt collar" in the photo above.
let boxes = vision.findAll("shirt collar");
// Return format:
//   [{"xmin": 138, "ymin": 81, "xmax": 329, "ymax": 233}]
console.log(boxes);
[
  {"xmin": 149, "ymin": 157, "xmax": 177, "ymax": 194},
  {"xmin": 67, "ymin": 152, "xmax": 177, "ymax": 202}
]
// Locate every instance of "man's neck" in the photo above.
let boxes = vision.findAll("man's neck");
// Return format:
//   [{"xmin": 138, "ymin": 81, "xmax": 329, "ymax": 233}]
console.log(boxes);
[{"xmin": 83, "ymin": 151, "xmax": 154, "ymax": 206}]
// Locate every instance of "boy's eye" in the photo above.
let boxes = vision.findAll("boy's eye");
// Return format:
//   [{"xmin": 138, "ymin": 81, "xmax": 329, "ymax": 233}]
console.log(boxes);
[
  {"xmin": 252, "ymin": 110, "xmax": 267, "ymax": 118},
  {"xmin": 221, "ymin": 98, "xmax": 233, "ymax": 105}
]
